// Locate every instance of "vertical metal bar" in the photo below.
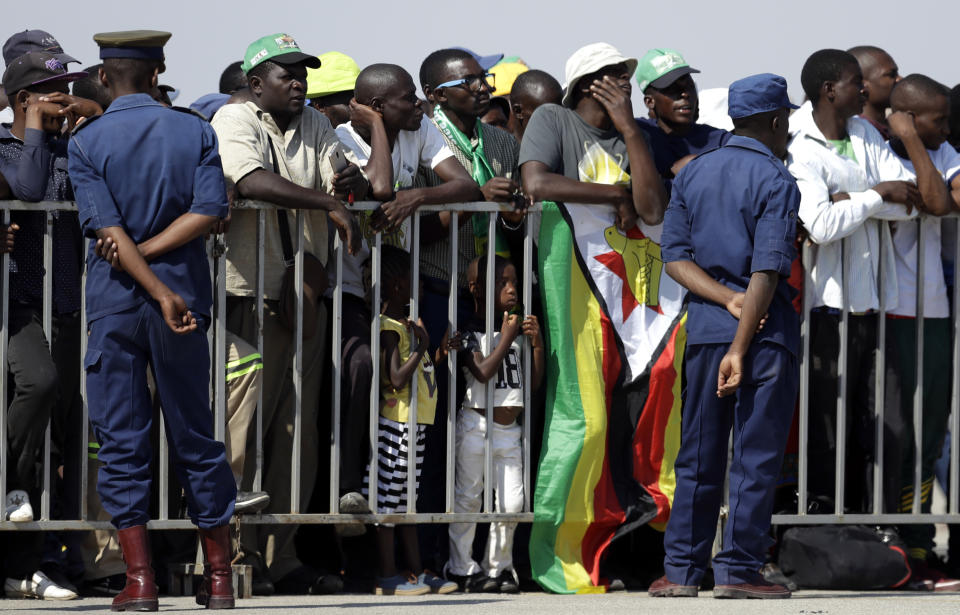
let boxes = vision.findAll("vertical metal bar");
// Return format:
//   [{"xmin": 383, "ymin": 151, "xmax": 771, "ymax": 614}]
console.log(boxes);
[
  {"xmin": 213, "ymin": 240, "xmax": 227, "ymax": 443},
  {"xmin": 407, "ymin": 213, "xmax": 420, "ymax": 514},
  {"xmin": 158, "ymin": 414, "xmax": 168, "ymax": 520},
  {"xmin": 291, "ymin": 210, "xmax": 305, "ymax": 513},
  {"xmin": 483, "ymin": 214, "xmax": 496, "ymax": 513},
  {"xmin": 446, "ymin": 211, "xmax": 458, "ymax": 513},
  {"xmin": 330, "ymin": 234, "xmax": 343, "ymax": 513},
  {"xmin": 873, "ymin": 232, "xmax": 886, "ymax": 515},
  {"xmin": 951, "ymin": 217, "xmax": 960, "ymax": 515},
  {"xmin": 368, "ymin": 232, "xmax": 382, "ymax": 510},
  {"xmin": 913, "ymin": 218, "xmax": 925, "ymax": 515},
  {"xmin": 798, "ymin": 241, "xmax": 811, "ymax": 516},
  {"xmin": 41, "ymin": 211, "xmax": 52, "ymax": 520},
  {"xmin": 522, "ymin": 214, "xmax": 533, "ymax": 512},
  {"xmin": 0, "ymin": 209, "xmax": 10, "ymax": 508},
  {"xmin": 80, "ymin": 236, "xmax": 89, "ymax": 520},
  {"xmin": 254, "ymin": 209, "xmax": 265, "ymax": 492},
  {"xmin": 836, "ymin": 237, "xmax": 849, "ymax": 515}
]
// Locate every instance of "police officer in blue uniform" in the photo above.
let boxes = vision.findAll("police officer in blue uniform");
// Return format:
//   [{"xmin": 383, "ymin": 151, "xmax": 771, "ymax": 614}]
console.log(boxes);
[
  {"xmin": 652, "ymin": 74, "xmax": 801, "ymax": 599},
  {"xmin": 68, "ymin": 30, "xmax": 236, "ymax": 611}
]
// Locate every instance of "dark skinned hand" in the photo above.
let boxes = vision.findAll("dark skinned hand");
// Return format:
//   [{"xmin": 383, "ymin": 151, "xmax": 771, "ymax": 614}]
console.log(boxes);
[
  {"xmin": 589, "ymin": 75, "xmax": 636, "ymax": 135},
  {"xmin": 0, "ymin": 223, "xmax": 19, "ymax": 253},
  {"xmin": 612, "ymin": 189, "xmax": 638, "ymax": 231},
  {"xmin": 371, "ymin": 190, "xmax": 422, "ymax": 232},
  {"xmin": 157, "ymin": 292, "xmax": 197, "ymax": 335},
  {"xmin": 328, "ymin": 204, "xmax": 362, "ymax": 255},
  {"xmin": 36, "ymin": 92, "xmax": 102, "ymax": 130},
  {"xmin": 348, "ymin": 99, "xmax": 382, "ymax": 131},
  {"xmin": 873, "ymin": 180, "xmax": 922, "ymax": 213},
  {"xmin": 332, "ymin": 162, "xmax": 365, "ymax": 201}
]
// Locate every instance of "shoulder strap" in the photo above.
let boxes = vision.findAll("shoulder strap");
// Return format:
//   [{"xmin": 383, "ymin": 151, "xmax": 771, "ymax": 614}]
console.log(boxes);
[{"xmin": 265, "ymin": 135, "xmax": 295, "ymax": 266}]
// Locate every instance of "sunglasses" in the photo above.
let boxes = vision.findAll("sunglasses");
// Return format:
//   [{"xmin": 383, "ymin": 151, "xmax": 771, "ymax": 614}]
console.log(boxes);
[{"xmin": 434, "ymin": 72, "xmax": 495, "ymax": 92}]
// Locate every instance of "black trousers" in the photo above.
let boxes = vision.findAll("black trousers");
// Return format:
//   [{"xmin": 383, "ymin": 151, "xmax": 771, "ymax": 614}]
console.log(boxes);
[
  {"xmin": 807, "ymin": 311, "xmax": 901, "ymax": 514},
  {"xmin": 4, "ymin": 306, "xmax": 82, "ymax": 578}
]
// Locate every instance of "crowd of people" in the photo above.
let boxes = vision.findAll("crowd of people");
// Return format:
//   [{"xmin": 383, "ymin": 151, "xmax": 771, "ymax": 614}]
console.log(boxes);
[{"xmin": 1, "ymin": 24, "xmax": 960, "ymax": 608}]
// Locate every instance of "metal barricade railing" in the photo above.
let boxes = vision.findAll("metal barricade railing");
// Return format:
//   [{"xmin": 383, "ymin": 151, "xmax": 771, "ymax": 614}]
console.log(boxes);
[
  {"xmin": 2, "ymin": 201, "xmax": 960, "ymax": 530},
  {"xmin": 0, "ymin": 200, "xmax": 538, "ymax": 530}
]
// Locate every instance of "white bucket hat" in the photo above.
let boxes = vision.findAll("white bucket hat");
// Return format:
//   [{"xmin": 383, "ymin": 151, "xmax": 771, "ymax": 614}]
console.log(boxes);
[{"xmin": 561, "ymin": 42, "xmax": 638, "ymax": 107}]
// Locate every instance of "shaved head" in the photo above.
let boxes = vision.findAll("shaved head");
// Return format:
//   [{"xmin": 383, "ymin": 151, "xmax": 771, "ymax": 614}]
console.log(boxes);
[
  {"xmin": 847, "ymin": 45, "xmax": 890, "ymax": 72},
  {"xmin": 354, "ymin": 63, "xmax": 411, "ymax": 105},
  {"xmin": 891, "ymin": 74, "xmax": 949, "ymax": 112},
  {"xmin": 511, "ymin": 69, "xmax": 562, "ymax": 106}
]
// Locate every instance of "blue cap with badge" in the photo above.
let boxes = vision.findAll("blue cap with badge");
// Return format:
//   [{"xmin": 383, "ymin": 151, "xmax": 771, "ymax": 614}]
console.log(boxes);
[{"xmin": 727, "ymin": 73, "xmax": 798, "ymax": 120}]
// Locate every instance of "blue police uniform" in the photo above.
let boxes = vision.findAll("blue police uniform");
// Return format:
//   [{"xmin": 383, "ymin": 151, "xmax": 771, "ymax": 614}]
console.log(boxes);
[
  {"xmin": 68, "ymin": 93, "xmax": 236, "ymax": 530},
  {"xmin": 660, "ymin": 81, "xmax": 801, "ymax": 585}
]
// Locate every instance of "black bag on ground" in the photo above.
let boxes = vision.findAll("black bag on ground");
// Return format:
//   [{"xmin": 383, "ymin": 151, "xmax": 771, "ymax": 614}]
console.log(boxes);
[{"xmin": 777, "ymin": 525, "xmax": 911, "ymax": 589}]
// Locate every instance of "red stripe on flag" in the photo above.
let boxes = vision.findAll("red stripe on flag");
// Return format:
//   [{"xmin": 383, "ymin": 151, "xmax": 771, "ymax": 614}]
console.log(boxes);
[
  {"xmin": 580, "ymin": 311, "xmax": 625, "ymax": 586},
  {"xmin": 633, "ymin": 321, "xmax": 683, "ymax": 524}
]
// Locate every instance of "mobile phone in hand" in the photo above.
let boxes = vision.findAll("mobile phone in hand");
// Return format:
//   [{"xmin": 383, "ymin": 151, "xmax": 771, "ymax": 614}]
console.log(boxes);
[{"xmin": 328, "ymin": 149, "xmax": 349, "ymax": 174}]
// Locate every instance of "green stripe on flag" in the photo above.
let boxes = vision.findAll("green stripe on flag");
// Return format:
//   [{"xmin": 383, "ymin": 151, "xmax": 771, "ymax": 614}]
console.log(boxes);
[{"xmin": 530, "ymin": 202, "xmax": 588, "ymax": 594}]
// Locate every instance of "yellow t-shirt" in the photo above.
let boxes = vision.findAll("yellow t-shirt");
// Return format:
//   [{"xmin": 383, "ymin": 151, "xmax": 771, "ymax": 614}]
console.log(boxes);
[{"xmin": 379, "ymin": 315, "xmax": 437, "ymax": 425}]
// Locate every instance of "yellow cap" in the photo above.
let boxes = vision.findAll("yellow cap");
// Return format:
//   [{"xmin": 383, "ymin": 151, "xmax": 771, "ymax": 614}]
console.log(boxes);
[
  {"xmin": 489, "ymin": 59, "xmax": 529, "ymax": 96},
  {"xmin": 306, "ymin": 51, "xmax": 361, "ymax": 99}
]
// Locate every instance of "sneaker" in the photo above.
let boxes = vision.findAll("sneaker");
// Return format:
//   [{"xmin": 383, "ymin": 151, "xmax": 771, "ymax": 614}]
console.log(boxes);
[
  {"xmin": 496, "ymin": 570, "xmax": 519, "ymax": 594},
  {"xmin": 4, "ymin": 571, "xmax": 79, "ymax": 600},
  {"xmin": 4, "ymin": 490, "xmax": 33, "ymax": 522},
  {"xmin": 374, "ymin": 574, "xmax": 431, "ymax": 596},
  {"xmin": 418, "ymin": 571, "xmax": 457, "ymax": 594},
  {"xmin": 909, "ymin": 557, "xmax": 960, "ymax": 592},
  {"xmin": 234, "ymin": 490, "xmax": 270, "ymax": 514},
  {"xmin": 446, "ymin": 571, "xmax": 489, "ymax": 593}
]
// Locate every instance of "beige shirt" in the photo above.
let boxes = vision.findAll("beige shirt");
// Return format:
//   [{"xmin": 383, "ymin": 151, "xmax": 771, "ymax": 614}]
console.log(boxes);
[{"xmin": 212, "ymin": 101, "xmax": 360, "ymax": 298}]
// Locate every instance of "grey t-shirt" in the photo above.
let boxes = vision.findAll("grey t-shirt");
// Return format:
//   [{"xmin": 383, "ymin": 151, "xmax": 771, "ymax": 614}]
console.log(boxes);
[{"xmin": 519, "ymin": 103, "xmax": 631, "ymax": 184}]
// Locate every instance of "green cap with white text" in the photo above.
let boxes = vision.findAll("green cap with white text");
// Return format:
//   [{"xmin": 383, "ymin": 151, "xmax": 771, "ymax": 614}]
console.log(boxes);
[
  {"xmin": 241, "ymin": 33, "xmax": 321, "ymax": 74},
  {"xmin": 635, "ymin": 48, "xmax": 700, "ymax": 92}
]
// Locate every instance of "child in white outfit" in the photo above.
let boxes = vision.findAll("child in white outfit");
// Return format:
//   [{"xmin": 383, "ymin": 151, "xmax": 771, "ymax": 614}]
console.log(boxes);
[{"xmin": 445, "ymin": 256, "xmax": 544, "ymax": 593}]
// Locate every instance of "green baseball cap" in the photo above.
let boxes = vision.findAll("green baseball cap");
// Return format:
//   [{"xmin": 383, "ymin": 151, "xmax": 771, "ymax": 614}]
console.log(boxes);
[
  {"xmin": 241, "ymin": 33, "xmax": 321, "ymax": 74},
  {"xmin": 635, "ymin": 48, "xmax": 700, "ymax": 92}
]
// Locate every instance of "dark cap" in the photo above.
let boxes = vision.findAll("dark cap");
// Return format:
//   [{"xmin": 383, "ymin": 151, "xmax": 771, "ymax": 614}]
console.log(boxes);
[
  {"xmin": 2, "ymin": 51, "xmax": 88, "ymax": 96},
  {"xmin": 727, "ymin": 73, "xmax": 799, "ymax": 120},
  {"xmin": 94, "ymin": 30, "xmax": 171, "ymax": 61},
  {"xmin": 3, "ymin": 29, "xmax": 79, "ymax": 67}
]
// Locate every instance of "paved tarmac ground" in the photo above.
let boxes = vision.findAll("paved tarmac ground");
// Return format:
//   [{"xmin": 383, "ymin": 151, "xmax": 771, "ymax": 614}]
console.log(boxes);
[{"xmin": 3, "ymin": 591, "xmax": 960, "ymax": 614}]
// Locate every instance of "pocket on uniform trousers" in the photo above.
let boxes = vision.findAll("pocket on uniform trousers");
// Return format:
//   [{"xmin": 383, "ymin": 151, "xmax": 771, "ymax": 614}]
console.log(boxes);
[{"xmin": 83, "ymin": 348, "xmax": 102, "ymax": 374}]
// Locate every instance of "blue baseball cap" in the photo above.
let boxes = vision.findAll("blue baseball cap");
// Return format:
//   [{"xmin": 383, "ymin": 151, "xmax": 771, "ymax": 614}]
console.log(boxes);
[
  {"xmin": 727, "ymin": 73, "xmax": 798, "ymax": 120},
  {"xmin": 451, "ymin": 46, "xmax": 503, "ymax": 71}
]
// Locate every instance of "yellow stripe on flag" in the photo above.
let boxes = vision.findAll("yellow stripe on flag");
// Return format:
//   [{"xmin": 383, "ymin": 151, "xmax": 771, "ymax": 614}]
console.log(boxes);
[{"xmin": 557, "ymin": 256, "xmax": 609, "ymax": 591}]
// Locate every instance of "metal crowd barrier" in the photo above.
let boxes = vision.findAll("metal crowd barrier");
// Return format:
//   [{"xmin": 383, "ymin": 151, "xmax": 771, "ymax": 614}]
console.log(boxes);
[
  {"xmin": 0, "ymin": 200, "xmax": 537, "ymax": 530},
  {"xmin": 1, "ymin": 200, "xmax": 959, "ymax": 530}
]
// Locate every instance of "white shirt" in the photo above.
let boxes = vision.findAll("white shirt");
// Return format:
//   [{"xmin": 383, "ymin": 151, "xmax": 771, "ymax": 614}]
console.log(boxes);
[
  {"xmin": 787, "ymin": 101, "xmax": 917, "ymax": 312},
  {"xmin": 887, "ymin": 142, "xmax": 960, "ymax": 317},
  {"xmin": 334, "ymin": 117, "xmax": 453, "ymax": 298},
  {"xmin": 462, "ymin": 330, "xmax": 525, "ymax": 409}
]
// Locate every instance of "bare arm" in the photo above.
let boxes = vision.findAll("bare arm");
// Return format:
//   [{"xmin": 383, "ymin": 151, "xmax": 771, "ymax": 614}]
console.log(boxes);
[
  {"xmin": 888, "ymin": 112, "xmax": 952, "ymax": 216},
  {"xmin": 138, "ymin": 213, "xmax": 219, "ymax": 261},
  {"xmin": 348, "ymin": 101, "xmax": 394, "ymax": 200},
  {"xmin": 96, "ymin": 225, "xmax": 197, "ymax": 334},
  {"xmin": 521, "ymin": 160, "xmax": 636, "ymax": 230},
  {"xmin": 382, "ymin": 321, "xmax": 429, "ymax": 390},
  {"xmin": 589, "ymin": 76, "xmax": 667, "ymax": 225},
  {"xmin": 462, "ymin": 313, "xmax": 522, "ymax": 383},
  {"xmin": 717, "ymin": 270, "xmax": 779, "ymax": 397},
  {"xmin": 523, "ymin": 315, "xmax": 545, "ymax": 390}
]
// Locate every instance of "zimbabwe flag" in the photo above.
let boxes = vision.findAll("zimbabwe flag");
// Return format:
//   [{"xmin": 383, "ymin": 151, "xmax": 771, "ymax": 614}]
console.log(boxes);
[{"xmin": 530, "ymin": 201, "xmax": 687, "ymax": 593}]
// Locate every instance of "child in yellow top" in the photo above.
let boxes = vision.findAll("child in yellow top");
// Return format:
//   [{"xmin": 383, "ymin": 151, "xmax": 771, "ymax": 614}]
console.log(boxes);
[{"xmin": 363, "ymin": 244, "xmax": 455, "ymax": 596}]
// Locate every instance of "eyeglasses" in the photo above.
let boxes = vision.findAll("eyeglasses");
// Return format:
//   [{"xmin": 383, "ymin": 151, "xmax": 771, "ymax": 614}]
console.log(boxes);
[{"xmin": 434, "ymin": 72, "xmax": 495, "ymax": 92}]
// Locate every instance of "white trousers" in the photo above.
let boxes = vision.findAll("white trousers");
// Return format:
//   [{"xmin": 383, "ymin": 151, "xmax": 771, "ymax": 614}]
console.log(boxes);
[{"xmin": 447, "ymin": 408, "xmax": 523, "ymax": 577}]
